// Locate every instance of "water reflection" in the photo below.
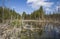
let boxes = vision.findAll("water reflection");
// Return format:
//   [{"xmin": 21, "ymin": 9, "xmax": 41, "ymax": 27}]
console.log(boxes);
[
  {"xmin": 22, "ymin": 22, "xmax": 60, "ymax": 39},
  {"xmin": 40, "ymin": 23, "xmax": 60, "ymax": 39}
]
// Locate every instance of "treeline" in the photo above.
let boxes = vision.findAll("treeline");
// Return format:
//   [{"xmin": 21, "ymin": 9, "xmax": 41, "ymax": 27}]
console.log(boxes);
[
  {"xmin": 0, "ymin": 6, "xmax": 60, "ymax": 23},
  {"xmin": 0, "ymin": 7, "xmax": 21, "ymax": 22},
  {"xmin": 22, "ymin": 6, "xmax": 60, "ymax": 21},
  {"xmin": 22, "ymin": 6, "xmax": 45, "ymax": 20},
  {"xmin": 45, "ymin": 13, "xmax": 60, "ymax": 20}
]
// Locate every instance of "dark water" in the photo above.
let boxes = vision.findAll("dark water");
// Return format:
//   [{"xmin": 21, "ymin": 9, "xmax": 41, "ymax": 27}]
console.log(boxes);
[
  {"xmin": 39, "ymin": 23, "xmax": 60, "ymax": 39},
  {"xmin": 24, "ymin": 23, "xmax": 60, "ymax": 39}
]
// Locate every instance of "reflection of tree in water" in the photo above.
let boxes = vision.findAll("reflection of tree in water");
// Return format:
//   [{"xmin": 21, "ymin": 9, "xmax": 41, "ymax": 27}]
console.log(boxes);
[
  {"xmin": 22, "ymin": 22, "xmax": 60, "ymax": 39},
  {"xmin": 0, "ymin": 22, "xmax": 60, "ymax": 39},
  {"xmin": 21, "ymin": 22, "xmax": 46, "ymax": 39}
]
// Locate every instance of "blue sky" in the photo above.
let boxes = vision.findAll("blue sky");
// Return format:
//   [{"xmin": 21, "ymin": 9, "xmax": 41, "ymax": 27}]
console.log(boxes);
[{"xmin": 0, "ymin": 0, "xmax": 60, "ymax": 14}]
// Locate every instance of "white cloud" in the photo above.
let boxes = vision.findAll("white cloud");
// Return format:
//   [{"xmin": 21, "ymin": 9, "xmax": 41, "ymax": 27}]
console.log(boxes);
[
  {"xmin": 55, "ymin": 2, "xmax": 60, "ymax": 12},
  {"xmin": 27, "ymin": 0, "xmax": 54, "ymax": 9},
  {"xmin": 56, "ymin": 5, "xmax": 60, "ymax": 12},
  {"xmin": 46, "ymin": 8, "xmax": 51, "ymax": 11},
  {"xmin": 45, "ymin": 8, "xmax": 53, "ymax": 14},
  {"xmin": 56, "ymin": 6, "xmax": 58, "ymax": 11},
  {"xmin": 27, "ymin": 0, "xmax": 48, "ymax": 3}
]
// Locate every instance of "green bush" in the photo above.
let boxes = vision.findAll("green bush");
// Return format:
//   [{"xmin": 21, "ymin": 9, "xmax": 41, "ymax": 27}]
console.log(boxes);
[{"xmin": 10, "ymin": 20, "xmax": 21, "ymax": 28}]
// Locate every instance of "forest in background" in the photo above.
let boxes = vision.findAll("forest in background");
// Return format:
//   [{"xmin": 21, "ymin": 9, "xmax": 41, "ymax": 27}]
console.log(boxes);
[
  {"xmin": 0, "ymin": 6, "xmax": 60, "ymax": 23},
  {"xmin": 0, "ymin": 6, "xmax": 21, "ymax": 22}
]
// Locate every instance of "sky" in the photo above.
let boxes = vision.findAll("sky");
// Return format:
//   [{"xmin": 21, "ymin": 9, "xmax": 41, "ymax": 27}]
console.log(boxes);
[{"xmin": 0, "ymin": 0, "xmax": 60, "ymax": 14}]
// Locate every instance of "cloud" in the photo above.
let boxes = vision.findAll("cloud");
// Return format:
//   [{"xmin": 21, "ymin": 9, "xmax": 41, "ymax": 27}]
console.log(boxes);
[
  {"xmin": 27, "ymin": 0, "xmax": 48, "ymax": 3},
  {"xmin": 45, "ymin": 7, "xmax": 53, "ymax": 14},
  {"xmin": 27, "ymin": 0, "xmax": 54, "ymax": 9},
  {"xmin": 56, "ymin": 6, "xmax": 58, "ymax": 11},
  {"xmin": 46, "ymin": 8, "xmax": 51, "ymax": 11},
  {"xmin": 55, "ymin": 2, "xmax": 60, "ymax": 12},
  {"xmin": 56, "ymin": 5, "xmax": 60, "ymax": 12}
]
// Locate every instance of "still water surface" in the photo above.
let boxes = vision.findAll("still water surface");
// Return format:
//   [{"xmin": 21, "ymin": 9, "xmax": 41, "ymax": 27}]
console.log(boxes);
[{"xmin": 24, "ymin": 23, "xmax": 60, "ymax": 39}]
